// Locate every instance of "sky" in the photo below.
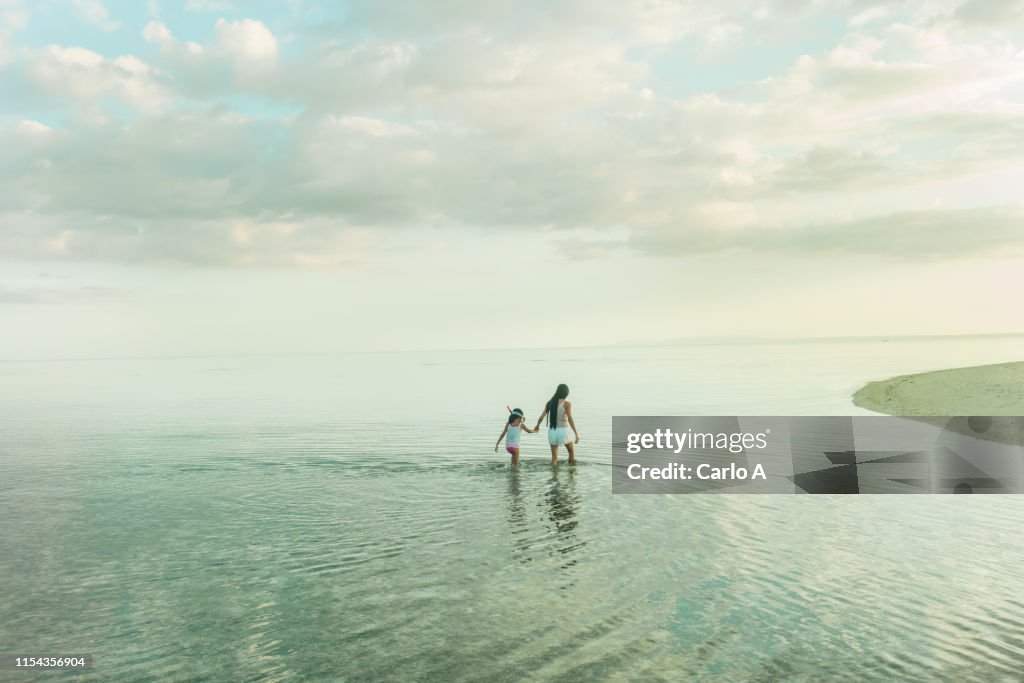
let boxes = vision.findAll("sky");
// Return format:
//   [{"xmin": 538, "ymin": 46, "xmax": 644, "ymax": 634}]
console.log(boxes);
[{"xmin": 1, "ymin": 0, "xmax": 1023, "ymax": 358}]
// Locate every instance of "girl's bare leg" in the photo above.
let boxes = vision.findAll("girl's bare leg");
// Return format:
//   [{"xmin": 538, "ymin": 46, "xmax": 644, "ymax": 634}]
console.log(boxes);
[
  {"xmin": 565, "ymin": 441, "xmax": 576, "ymax": 465},
  {"xmin": 510, "ymin": 449, "xmax": 520, "ymax": 466},
  {"xmin": 550, "ymin": 445, "xmax": 559, "ymax": 466}
]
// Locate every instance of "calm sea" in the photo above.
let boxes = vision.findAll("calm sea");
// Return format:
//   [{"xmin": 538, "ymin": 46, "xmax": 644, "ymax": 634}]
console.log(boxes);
[{"xmin": 2, "ymin": 337, "xmax": 1024, "ymax": 681}]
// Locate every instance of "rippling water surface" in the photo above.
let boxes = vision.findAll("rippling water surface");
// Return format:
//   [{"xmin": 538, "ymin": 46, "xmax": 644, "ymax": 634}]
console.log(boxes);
[{"xmin": 3, "ymin": 338, "xmax": 1024, "ymax": 681}]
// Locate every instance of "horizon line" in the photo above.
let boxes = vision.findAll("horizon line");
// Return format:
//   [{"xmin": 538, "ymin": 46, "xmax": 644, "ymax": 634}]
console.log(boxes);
[{"xmin": 2, "ymin": 331, "xmax": 1024, "ymax": 363}]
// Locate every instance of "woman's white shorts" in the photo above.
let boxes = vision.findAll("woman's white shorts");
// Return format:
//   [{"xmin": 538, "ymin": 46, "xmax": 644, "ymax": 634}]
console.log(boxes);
[{"xmin": 548, "ymin": 427, "xmax": 571, "ymax": 446}]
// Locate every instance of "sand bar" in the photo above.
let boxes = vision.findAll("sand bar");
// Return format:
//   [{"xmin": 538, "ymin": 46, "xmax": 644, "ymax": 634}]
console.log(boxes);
[{"xmin": 854, "ymin": 361, "xmax": 1024, "ymax": 416}]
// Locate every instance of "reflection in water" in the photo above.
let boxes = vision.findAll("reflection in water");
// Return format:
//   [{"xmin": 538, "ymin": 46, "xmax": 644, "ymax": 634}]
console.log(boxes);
[
  {"xmin": 501, "ymin": 465, "xmax": 586, "ymax": 579},
  {"xmin": 543, "ymin": 466, "xmax": 584, "ymax": 588},
  {"xmin": 545, "ymin": 466, "xmax": 579, "ymax": 534},
  {"xmin": 505, "ymin": 466, "xmax": 532, "ymax": 564},
  {"xmin": 506, "ymin": 467, "xmax": 525, "ymax": 526}
]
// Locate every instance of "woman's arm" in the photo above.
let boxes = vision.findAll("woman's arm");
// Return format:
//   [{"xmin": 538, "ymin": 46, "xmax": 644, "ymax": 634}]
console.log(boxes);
[
  {"xmin": 495, "ymin": 424, "xmax": 508, "ymax": 452},
  {"xmin": 534, "ymin": 406, "xmax": 549, "ymax": 432},
  {"xmin": 566, "ymin": 401, "xmax": 580, "ymax": 443}
]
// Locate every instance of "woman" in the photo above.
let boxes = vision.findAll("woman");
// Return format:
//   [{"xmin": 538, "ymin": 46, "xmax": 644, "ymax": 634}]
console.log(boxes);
[{"xmin": 534, "ymin": 383, "xmax": 580, "ymax": 465}]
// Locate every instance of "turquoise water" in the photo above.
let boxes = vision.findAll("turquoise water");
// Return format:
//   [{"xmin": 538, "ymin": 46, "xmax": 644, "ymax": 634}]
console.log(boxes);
[{"xmin": 3, "ymin": 338, "xmax": 1024, "ymax": 681}]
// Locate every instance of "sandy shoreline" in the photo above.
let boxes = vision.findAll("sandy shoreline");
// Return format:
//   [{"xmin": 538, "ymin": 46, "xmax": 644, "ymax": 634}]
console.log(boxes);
[{"xmin": 853, "ymin": 361, "xmax": 1024, "ymax": 416}]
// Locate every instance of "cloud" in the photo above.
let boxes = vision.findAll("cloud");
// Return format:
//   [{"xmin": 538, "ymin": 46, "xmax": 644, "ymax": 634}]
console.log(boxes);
[
  {"xmin": 142, "ymin": 19, "xmax": 203, "ymax": 58},
  {"xmin": 336, "ymin": 0, "xmax": 725, "ymax": 46},
  {"xmin": 328, "ymin": 115, "xmax": 417, "ymax": 137},
  {"xmin": 629, "ymin": 206, "xmax": 1024, "ymax": 259},
  {"xmin": 141, "ymin": 20, "xmax": 172, "ymax": 48},
  {"xmin": 140, "ymin": 18, "xmax": 277, "ymax": 91},
  {"xmin": 0, "ymin": 284, "xmax": 119, "ymax": 303},
  {"xmin": 0, "ymin": 209, "xmax": 382, "ymax": 268},
  {"xmin": 953, "ymin": 0, "xmax": 1024, "ymax": 28},
  {"xmin": 15, "ymin": 118, "xmax": 53, "ymax": 135},
  {"xmin": 213, "ymin": 18, "xmax": 277, "ymax": 66},
  {"xmin": 1, "ymin": 3, "xmax": 1023, "ymax": 267},
  {"xmin": 767, "ymin": 146, "xmax": 890, "ymax": 191},
  {"xmin": 0, "ymin": 0, "xmax": 28, "ymax": 31},
  {"xmin": 185, "ymin": 0, "xmax": 235, "ymax": 11},
  {"xmin": 70, "ymin": 0, "xmax": 119, "ymax": 32},
  {"xmin": 849, "ymin": 6, "xmax": 891, "ymax": 27},
  {"xmin": 24, "ymin": 45, "xmax": 169, "ymax": 113},
  {"xmin": 779, "ymin": 206, "xmax": 1024, "ymax": 259},
  {"xmin": 0, "ymin": 0, "xmax": 27, "ymax": 68}
]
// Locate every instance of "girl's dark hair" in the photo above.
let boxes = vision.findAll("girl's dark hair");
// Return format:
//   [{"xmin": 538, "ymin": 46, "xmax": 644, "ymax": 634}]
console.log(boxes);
[
  {"xmin": 546, "ymin": 384, "xmax": 569, "ymax": 427},
  {"xmin": 508, "ymin": 408, "xmax": 523, "ymax": 425}
]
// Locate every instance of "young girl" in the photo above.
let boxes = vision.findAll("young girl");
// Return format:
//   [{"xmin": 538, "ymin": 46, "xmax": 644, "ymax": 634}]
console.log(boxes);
[{"xmin": 495, "ymin": 408, "xmax": 538, "ymax": 466}]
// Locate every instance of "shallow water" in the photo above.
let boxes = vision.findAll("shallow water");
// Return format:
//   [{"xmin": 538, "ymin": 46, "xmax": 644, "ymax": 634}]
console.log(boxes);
[{"xmin": 3, "ymin": 337, "xmax": 1024, "ymax": 681}]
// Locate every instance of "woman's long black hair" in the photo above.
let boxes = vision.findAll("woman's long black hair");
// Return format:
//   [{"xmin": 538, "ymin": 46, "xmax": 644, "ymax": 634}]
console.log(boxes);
[{"xmin": 546, "ymin": 384, "xmax": 569, "ymax": 427}]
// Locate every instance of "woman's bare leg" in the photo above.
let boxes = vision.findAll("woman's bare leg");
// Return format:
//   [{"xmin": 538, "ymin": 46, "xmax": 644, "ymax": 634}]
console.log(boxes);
[
  {"xmin": 565, "ymin": 441, "xmax": 576, "ymax": 465},
  {"xmin": 550, "ymin": 444, "xmax": 559, "ymax": 466}
]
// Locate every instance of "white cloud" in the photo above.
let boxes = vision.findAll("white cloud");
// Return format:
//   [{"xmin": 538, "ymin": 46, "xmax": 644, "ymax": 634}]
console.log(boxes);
[
  {"xmin": 142, "ymin": 20, "xmax": 203, "ymax": 60},
  {"xmin": 329, "ymin": 115, "xmax": 416, "ymax": 137},
  {"xmin": 185, "ymin": 0, "xmax": 234, "ymax": 11},
  {"xmin": 70, "ymin": 0, "xmax": 119, "ymax": 32},
  {"xmin": 0, "ymin": 283, "xmax": 119, "ymax": 304},
  {"xmin": 0, "ymin": 0, "xmax": 28, "ymax": 30},
  {"xmin": 16, "ymin": 119, "xmax": 53, "ymax": 135},
  {"xmin": 628, "ymin": 206, "xmax": 1024, "ymax": 259},
  {"xmin": 26, "ymin": 45, "xmax": 168, "ymax": 112},
  {"xmin": 2, "ymin": 3, "xmax": 1024, "ymax": 269},
  {"xmin": 953, "ymin": 0, "xmax": 1024, "ymax": 28},
  {"xmin": 137, "ymin": 17, "xmax": 277, "ymax": 89},
  {"xmin": 141, "ymin": 20, "xmax": 173, "ymax": 48},
  {"xmin": 849, "ymin": 6, "xmax": 890, "ymax": 27},
  {"xmin": 213, "ymin": 17, "xmax": 277, "ymax": 65}
]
